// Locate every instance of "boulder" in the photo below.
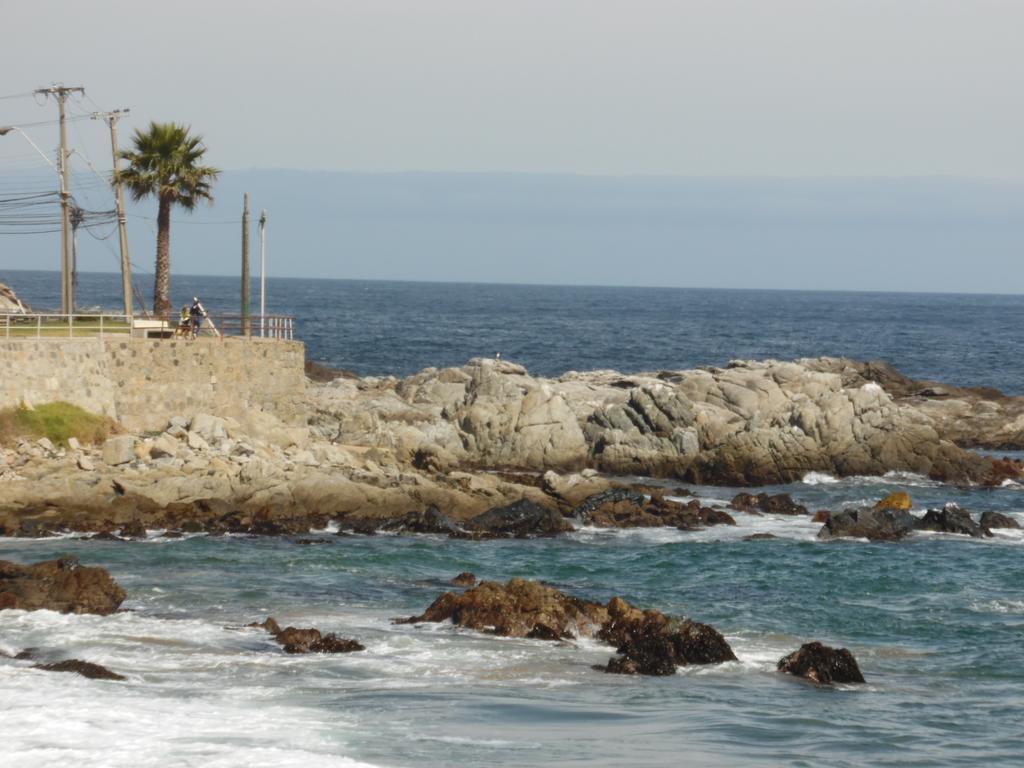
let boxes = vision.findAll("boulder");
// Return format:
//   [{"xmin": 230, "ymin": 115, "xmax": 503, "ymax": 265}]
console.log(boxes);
[
  {"xmin": 817, "ymin": 508, "xmax": 917, "ymax": 541},
  {"xmin": 101, "ymin": 436, "xmax": 134, "ymax": 466},
  {"xmin": 188, "ymin": 414, "xmax": 228, "ymax": 442},
  {"xmin": 600, "ymin": 619, "xmax": 737, "ymax": 676},
  {"xmin": 463, "ymin": 499, "xmax": 573, "ymax": 537},
  {"xmin": 917, "ymin": 504, "xmax": 991, "ymax": 538},
  {"xmin": 33, "ymin": 659, "xmax": 125, "ymax": 681},
  {"xmin": 118, "ymin": 519, "xmax": 147, "ymax": 539},
  {"xmin": 979, "ymin": 511, "xmax": 1021, "ymax": 530},
  {"xmin": 377, "ymin": 506, "xmax": 462, "ymax": 535},
  {"xmin": 0, "ymin": 556, "xmax": 126, "ymax": 614},
  {"xmin": 777, "ymin": 641, "xmax": 865, "ymax": 684}
]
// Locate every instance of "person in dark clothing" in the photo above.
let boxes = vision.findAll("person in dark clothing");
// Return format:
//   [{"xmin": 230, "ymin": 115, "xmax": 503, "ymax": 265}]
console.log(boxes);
[{"xmin": 189, "ymin": 296, "xmax": 207, "ymax": 339}]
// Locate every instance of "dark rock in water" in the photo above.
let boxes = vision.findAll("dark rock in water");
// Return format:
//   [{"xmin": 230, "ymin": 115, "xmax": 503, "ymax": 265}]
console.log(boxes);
[
  {"xmin": 777, "ymin": 642, "xmax": 865, "ymax": 684},
  {"xmin": 917, "ymin": 504, "xmax": 991, "ymax": 538},
  {"xmin": 730, "ymin": 493, "xmax": 807, "ymax": 516},
  {"xmin": 817, "ymin": 508, "xmax": 917, "ymax": 541},
  {"xmin": 464, "ymin": 499, "xmax": 572, "ymax": 537},
  {"xmin": 400, "ymin": 580, "xmax": 735, "ymax": 677},
  {"xmin": 979, "ymin": 511, "xmax": 1021, "ymax": 530},
  {"xmin": 397, "ymin": 578, "xmax": 608, "ymax": 637},
  {"xmin": 697, "ymin": 507, "xmax": 737, "ymax": 526},
  {"xmin": 743, "ymin": 533, "xmax": 778, "ymax": 541},
  {"xmin": 572, "ymin": 489, "xmax": 646, "ymax": 523},
  {"xmin": 34, "ymin": 659, "xmax": 126, "ymax": 681},
  {"xmin": 160, "ymin": 530, "xmax": 184, "ymax": 539},
  {"xmin": 597, "ymin": 597, "xmax": 737, "ymax": 676},
  {"xmin": 450, "ymin": 572, "xmax": 477, "ymax": 587},
  {"xmin": 378, "ymin": 506, "xmax": 462, "ymax": 535},
  {"xmin": 0, "ymin": 556, "xmax": 126, "ymax": 614},
  {"xmin": 249, "ymin": 616, "xmax": 364, "ymax": 654},
  {"xmin": 811, "ymin": 510, "xmax": 831, "ymax": 523},
  {"xmin": 295, "ymin": 538, "xmax": 331, "ymax": 545},
  {"xmin": 119, "ymin": 519, "xmax": 147, "ymax": 539}
]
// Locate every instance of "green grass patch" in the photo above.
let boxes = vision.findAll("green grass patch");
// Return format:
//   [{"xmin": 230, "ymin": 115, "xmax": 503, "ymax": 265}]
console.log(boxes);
[{"xmin": 0, "ymin": 401, "xmax": 118, "ymax": 447}]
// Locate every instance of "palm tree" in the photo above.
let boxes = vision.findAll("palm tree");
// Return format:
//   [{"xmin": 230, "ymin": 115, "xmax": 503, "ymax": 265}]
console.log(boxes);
[{"xmin": 119, "ymin": 122, "xmax": 220, "ymax": 316}]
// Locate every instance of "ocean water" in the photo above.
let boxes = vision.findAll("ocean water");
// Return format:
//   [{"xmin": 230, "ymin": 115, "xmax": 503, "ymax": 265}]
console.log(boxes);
[
  {"xmin": 2, "ymin": 271, "xmax": 1024, "ymax": 766},
  {"xmin": 4, "ymin": 269, "xmax": 1024, "ymax": 392}
]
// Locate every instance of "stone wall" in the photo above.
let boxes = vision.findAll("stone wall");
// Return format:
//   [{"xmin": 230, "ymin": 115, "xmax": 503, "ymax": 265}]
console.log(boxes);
[{"xmin": 0, "ymin": 338, "xmax": 306, "ymax": 431}]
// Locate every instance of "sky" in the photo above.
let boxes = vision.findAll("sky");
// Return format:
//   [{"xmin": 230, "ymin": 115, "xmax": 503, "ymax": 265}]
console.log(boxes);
[{"xmin": 1, "ymin": 1, "xmax": 1022, "ymax": 294}]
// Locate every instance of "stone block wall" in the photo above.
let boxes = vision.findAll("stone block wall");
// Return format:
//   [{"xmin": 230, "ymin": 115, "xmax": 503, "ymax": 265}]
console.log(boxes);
[{"xmin": 0, "ymin": 337, "xmax": 306, "ymax": 430}]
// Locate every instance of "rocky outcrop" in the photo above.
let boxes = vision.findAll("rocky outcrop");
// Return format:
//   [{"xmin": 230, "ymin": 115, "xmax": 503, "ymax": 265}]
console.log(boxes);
[
  {"xmin": 0, "ymin": 556, "xmax": 126, "ymax": 614},
  {"xmin": 398, "ymin": 578, "xmax": 735, "ymax": 676},
  {"xmin": 462, "ymin": 499, "xmax": 573, "ymax": 537},
  {"xmin": 572, "ymin": 490, "xmax": 733, "ymax": 530},
  {"xmin": 597, "ymin": 597, "xmax": 737, "ymax": 676},
  {"xmin": 251, "ymin": 616, "xmax": 365, "ymax": 654},
  {"xmin": 310, "ymin": 357, "xmax": 1018, "ymax": 486},
  {"xmin": 777, "ymin": 642, "xmax": 865, "ymax": 685},
  {"xmin": 33, "ymin": 659, "xmax": 125, "ymax": 681}
]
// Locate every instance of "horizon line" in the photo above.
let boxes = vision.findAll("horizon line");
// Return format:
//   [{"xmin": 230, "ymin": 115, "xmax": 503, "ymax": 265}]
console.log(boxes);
[{"xmin": 3, "ymin": 268, "xmax": 1023, "ymax": 300}]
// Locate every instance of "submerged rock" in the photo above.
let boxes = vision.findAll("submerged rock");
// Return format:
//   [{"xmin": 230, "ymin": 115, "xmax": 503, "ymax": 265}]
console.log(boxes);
[
  {"xmin": 0, "ymin": 556, "xmax": 126, "ymax": 614},
  {"xmin": 33, "ymin": 659, "xmax": 126, "ymax": 681},
  {"xmin": 777, "ymin": 642, "xmax": 865, "ymax": 685}
]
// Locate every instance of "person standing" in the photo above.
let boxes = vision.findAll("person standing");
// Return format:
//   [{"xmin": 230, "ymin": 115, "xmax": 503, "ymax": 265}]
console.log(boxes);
[{"xmin": 189, "ymin": 296, "xmax": 207, "ymax": 339}]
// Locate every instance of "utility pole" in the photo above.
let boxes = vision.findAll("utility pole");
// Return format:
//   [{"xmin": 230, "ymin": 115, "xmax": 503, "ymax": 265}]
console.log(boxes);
[
  {"xmin": 241, "ymin": 193, "xmax": 250, "ymax": 336},
  {"xmin": 259, "ymin": 209, "xmax": 267, "ymax": 338},
  {"xmin": 93, "ymin": 109, "xmax": 133, "ymax": 319},
  {"xmin": 35, "ymin": 85, "xmax": 84, "ymax": 315}
]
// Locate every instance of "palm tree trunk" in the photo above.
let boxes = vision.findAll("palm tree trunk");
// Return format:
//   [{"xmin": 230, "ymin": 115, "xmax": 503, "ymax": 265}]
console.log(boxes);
[{"xmin": 154, "ymin": 194, "xmax": 172, "ymax": 316}]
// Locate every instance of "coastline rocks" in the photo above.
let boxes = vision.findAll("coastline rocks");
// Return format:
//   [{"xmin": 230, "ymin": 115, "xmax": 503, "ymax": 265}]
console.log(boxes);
[
  {"xmin": 979, "ymin": 511, "xmax": 1021, "ymax": 530},
  {"xmin": 311, "ymin": 356, "xmax": 1018, "ymax": 486},
  {"xmin": 377, "ymin": 506, "xmax": 462, "ymax": 535},
  {"xmin": 777, "ymin": 642, "xmax": 865, "ymax": 685},
  {"xmin": 101, "ymin": 436, "xmax": 135, "ymax": 466},
  {"xmin": 816, "ymin": 508, "xmax": 918, "ymax": 542},
  {"xmin": 451, "ymin": 572, "xmax": 477, "ymax": 587},
  {"xmin": 917, "ymin": 504, "xmax": 991, "ymax": 538},
  {"xmin": 572, "ymin": 489, "xmax": 733, "ymax": 529},
  {"xmin": 0, "ymin": 556, "xmax": 126, "ymax": 614},
  {"xmin": 33, "ymin": 659, "xmax": 126, "ymax": 681},
  {"xmin": 251, "ymin": 616, "xmax": 365, "ymax": 654}
]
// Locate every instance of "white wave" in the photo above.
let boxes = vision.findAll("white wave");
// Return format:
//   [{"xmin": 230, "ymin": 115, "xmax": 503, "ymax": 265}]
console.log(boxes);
[{"xmin": 802, "ymin": 471, "xmax": 839, "ymax": 485}]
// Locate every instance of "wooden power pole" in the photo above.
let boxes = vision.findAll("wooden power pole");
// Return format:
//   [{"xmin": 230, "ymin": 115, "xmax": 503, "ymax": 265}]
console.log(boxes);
[
  {"xmin": 241, "ymin": 193, "xmax": 250, "ymax": 336},
  {"xmin": 93, "ymin": 109, "xmax": 133, "ymax": 319},
  {"xmin": 36, "ymin": 85, "xmax": 84, "ymax": 315}
]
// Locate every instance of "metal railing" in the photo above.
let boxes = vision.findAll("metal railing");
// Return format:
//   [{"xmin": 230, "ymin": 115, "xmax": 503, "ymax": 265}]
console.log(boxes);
[
  {"xmin": 1, "ymin": 313, "xmax": 132, "ymax": 339},
  {"xmin": 155, "ymin": 313, "xmax": 295, "ymax": 341}
]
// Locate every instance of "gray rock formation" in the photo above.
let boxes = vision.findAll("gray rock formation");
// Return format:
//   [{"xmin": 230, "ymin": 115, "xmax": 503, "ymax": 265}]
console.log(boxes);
[
  {"xmin": 310, "ymin": 357, "xmax": 1011, "ymax": 486},
  {"xmin": 0, "ymin": 281, "xmax": 30, "ymax": 314}
]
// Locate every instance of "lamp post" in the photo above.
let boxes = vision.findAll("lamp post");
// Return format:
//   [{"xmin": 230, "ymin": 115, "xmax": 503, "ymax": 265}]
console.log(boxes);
[
  {"xmin": 0, "ymin": 125, "xmax": 58, "ymax": 172},
  {"xmin": 259, "ymin": 209, "xmax": 267, "ymax": 337}
]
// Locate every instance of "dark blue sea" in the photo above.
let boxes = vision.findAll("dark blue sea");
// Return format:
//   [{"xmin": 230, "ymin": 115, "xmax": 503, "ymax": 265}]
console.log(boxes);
[
  {"xmin": 4, "ymin": 269, "xmax": 1024, "ymax": 392},
  {"xmin": 2, "ymin": 269, "xmax": 1023, "ymax": 767}
]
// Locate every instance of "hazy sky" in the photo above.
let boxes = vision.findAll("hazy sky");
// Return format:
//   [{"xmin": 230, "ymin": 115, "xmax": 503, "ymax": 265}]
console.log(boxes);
[
  {"xmin": 1, "ymin": 1, "xmax": 1023, "ymax": 295},
  {"xmin": 2, "ymin": 0, "xmax": 1022, "ymax": 177}
]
